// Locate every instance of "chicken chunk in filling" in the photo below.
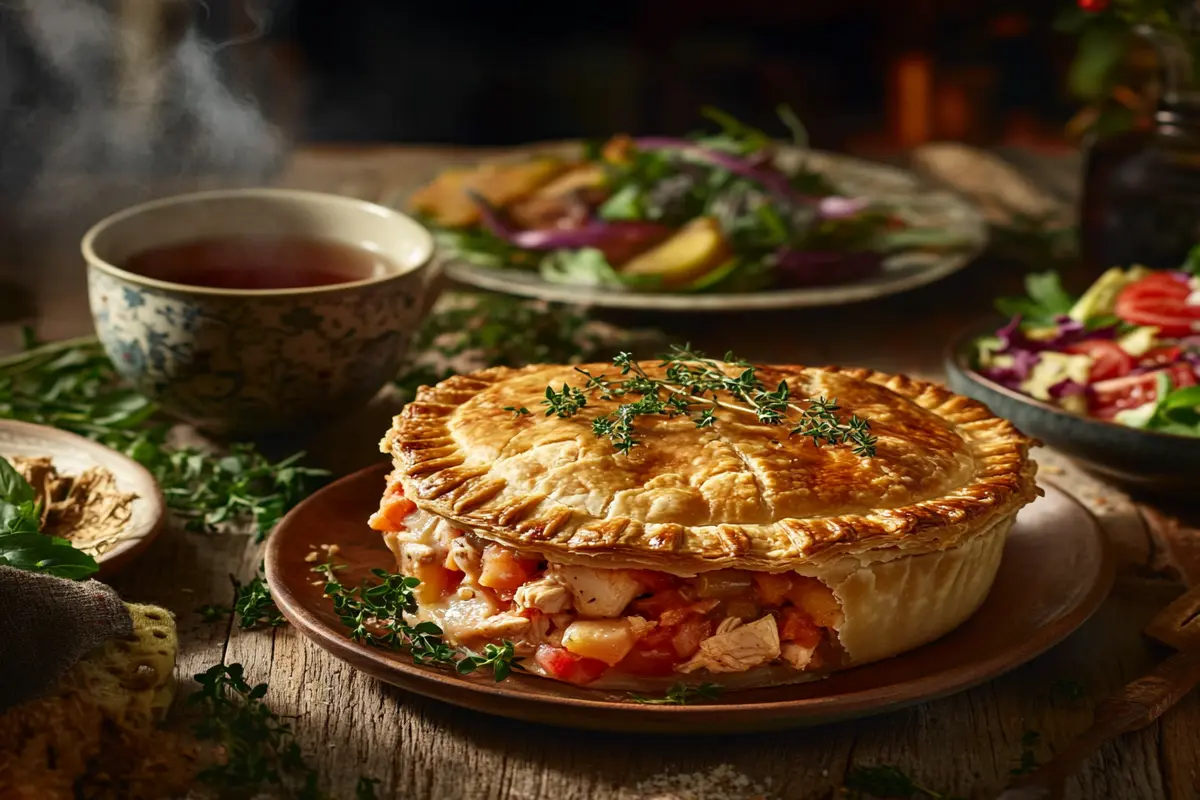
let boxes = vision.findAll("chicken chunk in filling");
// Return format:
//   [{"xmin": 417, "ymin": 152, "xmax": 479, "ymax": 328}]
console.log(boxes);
[{"xmin": 369, "ymin": 477, "xmax": 844, "ymax": 685}]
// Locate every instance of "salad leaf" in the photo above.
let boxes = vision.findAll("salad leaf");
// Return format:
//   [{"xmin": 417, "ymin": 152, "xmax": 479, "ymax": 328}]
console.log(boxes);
[
  {"xmin": 1184, "ymin": 243, "xmax": 1200, "ymax": 277},
  {"xmin": 677, "ymin": 258, "xmax": 744, "ymax": 293},
  {"xmin": 598, "ymin": 184, "xmax": 643, "ymax": 221},
  {"xmin": 697, "ymin": 106, "xmax": 773, "ymax": 155},
  {"xmin": 995, "ymin": 271, "xmax": 1076, "ymax": 326},
  {"xmin": 539, "ymin": 248, "xmax": 660, "ymax": 290},
  {"xmin": 775, "ymin": 104, "xmax": 809, "ymax": 148},
  {"xmin": 433, "ymin": 225, "xmax": 534, "ymax": 270},
  {"xmin": 0, "ymin": 455, "xmax": 99, "ymax": 579},
  {"xmin": 1115, "ymin": 373, "xmax": 1200, "ymax": 435}
]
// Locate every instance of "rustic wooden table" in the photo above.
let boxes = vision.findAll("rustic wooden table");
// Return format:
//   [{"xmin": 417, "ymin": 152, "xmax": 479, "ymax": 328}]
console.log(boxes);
[{"xmin": 2, "ymin": 145, "xmax": 1197, "ymax": 800}]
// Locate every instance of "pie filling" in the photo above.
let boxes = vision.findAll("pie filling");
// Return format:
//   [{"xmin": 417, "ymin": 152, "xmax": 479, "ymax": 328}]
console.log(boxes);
[{"xmin": 369, "ymin": 475, "xmax": 844, "ymax": 685}]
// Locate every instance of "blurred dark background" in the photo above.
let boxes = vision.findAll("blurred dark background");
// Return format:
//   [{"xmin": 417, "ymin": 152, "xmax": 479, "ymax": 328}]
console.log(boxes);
[{"xmin": 206, "ymin": 0, "xmax": 1078, "ymax": 154}]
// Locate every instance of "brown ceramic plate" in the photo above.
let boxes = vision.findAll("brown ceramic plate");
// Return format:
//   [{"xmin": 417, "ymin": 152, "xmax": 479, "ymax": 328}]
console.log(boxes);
[
  {"xmin": 265, "ymin": 463, "xmax": 1113, "ymax": 734},
  {"xmin": 0, "ymin": 419, "xmax": 165, "ymax": 576}
]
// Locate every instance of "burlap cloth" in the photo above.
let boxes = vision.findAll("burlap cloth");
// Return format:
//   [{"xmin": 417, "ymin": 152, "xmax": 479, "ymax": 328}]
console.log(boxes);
[{"xmin": 0, "ymin": 565, "xmax": 133, "ymax": 711}]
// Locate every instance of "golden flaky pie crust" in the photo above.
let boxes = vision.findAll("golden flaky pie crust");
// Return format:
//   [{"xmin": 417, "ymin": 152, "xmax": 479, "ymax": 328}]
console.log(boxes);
[{"xmin": 382, "ymin": 362, "xmax": 1039, "ymax": 575}]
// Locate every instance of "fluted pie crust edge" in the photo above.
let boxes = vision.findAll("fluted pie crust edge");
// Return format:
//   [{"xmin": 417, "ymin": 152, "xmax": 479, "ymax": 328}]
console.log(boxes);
[{"xmin": 382, "ymin": 363, "xmax": 1039, "ymax": 575}]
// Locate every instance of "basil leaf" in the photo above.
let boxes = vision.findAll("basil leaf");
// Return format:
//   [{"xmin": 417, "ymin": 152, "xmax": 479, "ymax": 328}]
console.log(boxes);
[
  {"xmin": 0, "ymin": 531, "xmax": 98, "ymax": 579},
  {"xmin": 0, "ymin": 500, "xmax": 40, "ymax": 534},
  {"xmin": 0, "ymin": 456, "xmax": 34, "ymax": 506}
]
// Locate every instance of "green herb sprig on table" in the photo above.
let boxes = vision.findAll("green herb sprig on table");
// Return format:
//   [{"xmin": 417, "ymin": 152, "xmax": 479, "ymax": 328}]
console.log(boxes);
[
  {"xmin": 554, "ymin": 346, "xmax": 877, "ymax": 457},
  {"xmin": 0, "ymin": 336, "xmax": 328, "ymax": 542},
  {"xmin": 233, "ymin": 571, "xmax": 286, "ymax": 630},
  {"xmin": 627, "ymin": 682, "xmax": 723, "ymax": 705},
  {"xmin": 318, "ymin": 565, "xmax": 521, "ymax": 682},
  {"xmin": 189, "ymin": 663, "xmax": 326, "ymax": 799},
  {"xmin": 0, "ymin": 454, "xmax": 99, "ymax": 579},
  {"xmin": 1010, "ymin": 730, "xmax": 1042, "ymax": 776},
  {"xmin": 355, "ymin": 777, "xmax": 382, "ymax": 799}
]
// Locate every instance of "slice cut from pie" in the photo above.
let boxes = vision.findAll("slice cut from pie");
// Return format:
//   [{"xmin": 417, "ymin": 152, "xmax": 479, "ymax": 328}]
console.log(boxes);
[{"xmin": 371, "ymin": 360, "xmax": 1039, "ymax": 690}]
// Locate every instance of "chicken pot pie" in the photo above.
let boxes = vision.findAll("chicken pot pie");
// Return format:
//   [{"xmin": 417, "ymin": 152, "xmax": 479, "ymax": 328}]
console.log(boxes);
[{"xmin": 370, "ymin": 360, "xmax": 1038, "ymax": 690}]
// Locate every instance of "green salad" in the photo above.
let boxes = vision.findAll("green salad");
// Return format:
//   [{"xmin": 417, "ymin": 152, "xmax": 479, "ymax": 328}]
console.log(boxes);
[
  {"xmin": 973, "ymin": 252, "xmax": 1200, "ymax": 437},
  {"xmin": 410, "ymin": 108, "xmax": 960, "ymax": 293}
]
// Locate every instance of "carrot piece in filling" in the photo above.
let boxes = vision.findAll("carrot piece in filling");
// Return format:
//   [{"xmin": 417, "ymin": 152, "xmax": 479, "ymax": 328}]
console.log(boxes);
[
  {"xmin": 777, "ymin": 606, "xmax": 824, "ymax": 649},
  {"xmin": 368, "ymin": 480, "xmax": 416, "ymax": 533},
  {"xmin": 478, "ymin": 544, "xmax": 538, "ymax": 592}
]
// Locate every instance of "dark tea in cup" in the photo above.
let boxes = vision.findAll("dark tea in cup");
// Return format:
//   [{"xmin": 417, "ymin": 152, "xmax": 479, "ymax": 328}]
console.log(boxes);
[{"xmin": 123, "ymin": 236, "xmax": 393, "ymax": 290}]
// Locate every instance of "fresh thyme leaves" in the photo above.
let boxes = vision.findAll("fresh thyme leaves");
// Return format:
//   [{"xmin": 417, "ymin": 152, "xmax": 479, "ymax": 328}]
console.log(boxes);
[
  {"xmin": 561, "ymin": 346, "xmax": 877, "ymax": 457},
  {"xmin": 841, "ymin": 765, "xmax": 963, "ymax": 799},
  {"xmin": 0, "ymin": 336, "xmax": 328, "ymax": 541},
  {"xmin": 189, "ymin": 663, "xmax": 326, "ymax": 798},
  {"xmin": 233, "ymin": 572, "xmax": 286, "ymax": 630},
  {"xmin": 627, "ymin": 682, "xmax": 723, "ymax": 705},
  {"xmin": 456, "ymin": 641, "xmax": 520, "ymax": 681},
  {"xmin": 165, "ymin": 447, "xmax": 328, "ymax": 543},
  {"xmin": 318, "ymin": 565, "xmax": 521, "ymax": 682},
  {"xmin": 541, "ymin": 384, "xmax": 589, "ymax": 418},
  {"xmin": 504, "ymin": 406, "xmax": 531, "ymax": 417},
  {"xmin": 1010, "ymin": 730, "xmax": 1041, "ymax": 776},
  {"xmin": 0, "ymin": 455, "xmax": 99, "ymax": 579}
]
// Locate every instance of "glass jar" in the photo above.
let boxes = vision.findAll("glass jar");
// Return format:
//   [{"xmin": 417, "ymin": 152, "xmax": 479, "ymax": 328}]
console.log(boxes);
[
  {"xmin": 1079, "ymin": 23, "xmax": 1200, "ymax": 272},
  {"xmin": 1080, "ymin": 101, "xmax": 1200, "ymax": 271}
]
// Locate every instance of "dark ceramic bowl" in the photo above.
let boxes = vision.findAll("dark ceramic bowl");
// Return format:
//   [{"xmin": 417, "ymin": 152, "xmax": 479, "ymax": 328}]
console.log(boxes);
[{"xmin": 944, "ymin": 322, "xmax": 1200, "ymax": 496}]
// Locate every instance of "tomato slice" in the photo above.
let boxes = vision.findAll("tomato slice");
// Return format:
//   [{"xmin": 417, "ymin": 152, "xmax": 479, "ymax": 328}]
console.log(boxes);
[
  {"xmin": 1115, "ymin": 273, "xmax": 1200, "ymax": 336},
  {"xmin": 534, "ymin": 645, "xmax": 607, "ymax": 685},
  {"xmin": 1090, "ymin": 364, "xmax": 1198, "ymax": 418},
  {"xmin": 1140, "ymin": 345, "xmax": 1182, "ymax": 368},
  {"xmin": 1062, "ymin": 339, "xmax": 1134, "ymax": 382}
]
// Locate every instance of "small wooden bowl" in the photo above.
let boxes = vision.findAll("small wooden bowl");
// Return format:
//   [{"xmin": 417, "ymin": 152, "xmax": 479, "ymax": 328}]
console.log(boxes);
[{"xmin": 0, "ymin": 419, "xmax": 165, "ymax": 576}]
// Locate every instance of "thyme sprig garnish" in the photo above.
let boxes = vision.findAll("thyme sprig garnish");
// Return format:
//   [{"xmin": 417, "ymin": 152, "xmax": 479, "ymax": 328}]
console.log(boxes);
[
  {"xmin": 545, "ymin": 346, "xmax": 877, "ymax": 457},
  {"xmin": 318, "ymin": 565, "xmax": 521, "ymax": 682},
  {"xmin": 627, "ymin": 682, "xmax": 723, "ymax": 705}
]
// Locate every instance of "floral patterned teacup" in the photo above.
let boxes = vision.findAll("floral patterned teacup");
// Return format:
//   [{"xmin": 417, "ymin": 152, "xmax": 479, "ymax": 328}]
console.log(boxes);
[{"xmin": 82, "ymin": 188, "xmax": 436, "ymax": 437}]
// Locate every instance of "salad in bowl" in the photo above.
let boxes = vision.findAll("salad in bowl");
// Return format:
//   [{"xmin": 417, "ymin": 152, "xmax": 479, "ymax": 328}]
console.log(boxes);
[
  {"xmin": 408, "ymin": 108, "xmax": 965, "ymax": 294},
  {"xmin": 973, "ymin": 257, "xmax": 1200, "ymax": 437}
]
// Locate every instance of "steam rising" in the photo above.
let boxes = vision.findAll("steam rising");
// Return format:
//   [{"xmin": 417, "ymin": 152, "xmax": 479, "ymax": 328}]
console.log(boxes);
[{"xmin": 0, "ymin": 0, "xmax": 285, "ymax": 229}]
